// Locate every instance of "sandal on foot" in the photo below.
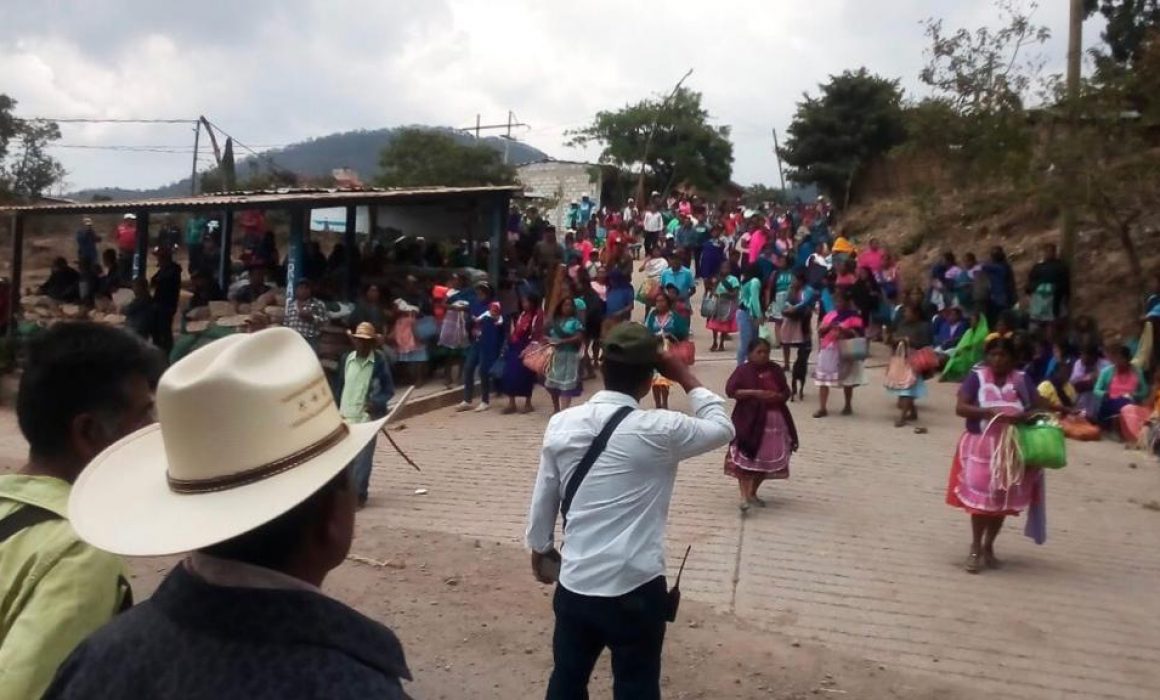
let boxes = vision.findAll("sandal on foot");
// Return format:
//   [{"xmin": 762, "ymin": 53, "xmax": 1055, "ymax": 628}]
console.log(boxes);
[
  {"xmin": 965, "ymin": 550, "xmax": 982, "ymax": 574},
  {"xmin": 894, "ymin": 419, "xmax": 908, "ymax": 428},
  {"xmin": 501, "ymin": 406, "xmax": 517, "ymax": 415},
  {"xmin": 841, "ymin": 406, "xmax": 853, "ymax": 416},
  {"xmin": 813, "ymin": 410, "xmax": 828, "ymax": 419},
  {"xmin": 913, "ymin": 426, "xmax": 928, "ymax": 435},
  {"xmin": 738, "ymin": 502, "xmax": 750, "ymax": 513},
  {"xmin": 520, "ymin": 405, "xmax": 535, "ymax": 414},
  {"xmin": 751, "ymin": 497, "xmax": 767, "ymax": 508}
]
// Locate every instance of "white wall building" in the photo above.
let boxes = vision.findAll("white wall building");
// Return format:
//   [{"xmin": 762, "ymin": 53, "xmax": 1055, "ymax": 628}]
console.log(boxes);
[{"xmin": 516, "ymin": 160, "xmax": 602, "ymax": 229}]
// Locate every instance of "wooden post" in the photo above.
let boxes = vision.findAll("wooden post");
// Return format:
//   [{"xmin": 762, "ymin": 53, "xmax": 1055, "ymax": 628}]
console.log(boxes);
[
  {"xmin": 219, "ymin": 208, "xmax": 234, "ymax": 290},
  {"xmin": 344, "ymin": 205, "xmax": 357, "ymax": 300},
  {"xmin": 285, "ymin": 207, "xmax": 307, "ymax": 308},
  {"xmin": 133, "ymin": 211, "xmax": 150, "ymax": 281},
  {"xmin": 1061, "ymin": 0, "xmax": 1084, "ymax": 268},
  {"xmin": 7, "ymin": 215, "xmax": 24, "ymax": 340}
]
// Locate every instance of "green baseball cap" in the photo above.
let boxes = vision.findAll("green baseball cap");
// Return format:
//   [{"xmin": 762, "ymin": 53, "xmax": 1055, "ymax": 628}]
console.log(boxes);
[{"xmin": 603, "ymin": 323, "xmax": 661, "ymax": 366}]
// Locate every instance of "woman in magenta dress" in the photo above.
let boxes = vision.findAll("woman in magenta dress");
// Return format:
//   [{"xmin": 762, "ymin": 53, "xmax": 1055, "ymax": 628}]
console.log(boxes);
[
  {"xmin": 725, "ymin": 337, "xmax": 799, "ymax": 511},
  {"xmin": 946, "ymin": 335, "xmax": 1047, "ymax": 573}
]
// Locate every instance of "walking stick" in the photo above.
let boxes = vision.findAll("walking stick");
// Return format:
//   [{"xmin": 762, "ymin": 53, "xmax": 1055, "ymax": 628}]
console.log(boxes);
[{"xmin": 377, "ymin": 386, "xmax": 422, "ymax": 472}]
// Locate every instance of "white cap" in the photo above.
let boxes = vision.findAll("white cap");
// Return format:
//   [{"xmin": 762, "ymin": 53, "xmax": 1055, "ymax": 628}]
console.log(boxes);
[{"xmin": 123, "ymin": 213, "xmax": 137, "ymax": 220}]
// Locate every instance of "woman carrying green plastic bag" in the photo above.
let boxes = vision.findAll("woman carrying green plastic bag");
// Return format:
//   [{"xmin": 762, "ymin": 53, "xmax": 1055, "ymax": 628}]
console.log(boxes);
[{"xmin": 941, "ymin": 314, "xmax": 990, "ymax": 382}]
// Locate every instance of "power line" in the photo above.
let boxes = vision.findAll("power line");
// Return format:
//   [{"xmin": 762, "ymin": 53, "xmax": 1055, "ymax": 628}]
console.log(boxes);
[
  {"xmin": 30, "ymin": 117, "xmax": 197, "ymax": 124},
  {"xmin": 48, "ymin": 143, "xmax": 287, "ymax": 152}
]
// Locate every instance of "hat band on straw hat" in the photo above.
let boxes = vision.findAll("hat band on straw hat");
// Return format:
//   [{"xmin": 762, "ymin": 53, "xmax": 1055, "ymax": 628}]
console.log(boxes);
[{"xmin": 166, "ymin": 423, "xmax": 350, "ymax": 494}]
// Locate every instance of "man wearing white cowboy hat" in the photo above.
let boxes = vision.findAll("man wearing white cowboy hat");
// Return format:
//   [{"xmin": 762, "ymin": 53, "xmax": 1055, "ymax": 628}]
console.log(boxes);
[
  {"xmin": 334, "ymin": 322, "xmax": 395, "ymax": 508},
  {"xmin": 44, "ymin": 328, "xmax": 412, "ymax": 699}
]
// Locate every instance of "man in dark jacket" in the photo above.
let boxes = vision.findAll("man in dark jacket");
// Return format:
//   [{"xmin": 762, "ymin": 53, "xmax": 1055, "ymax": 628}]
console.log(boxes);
[
  {"xmin": 149, "ymin": 245, "xmax": 183, "ymax": 355},
  {"xmin": 43, "ymin": 327, "xmax": 411, "ymax": 700}
]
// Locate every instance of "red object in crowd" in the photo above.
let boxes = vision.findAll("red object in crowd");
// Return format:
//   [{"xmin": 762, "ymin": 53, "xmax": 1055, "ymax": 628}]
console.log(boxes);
[
  {"xmin": 239, "ymin": 210, "xmax": 266, "ymax": 233},
  {"xmin": 431, "ymin": 285, "xmax": 449, "ymax": 322},
  {"xmin": 116, "ymin": 221, "xmax": 138, "ymax": 252}
]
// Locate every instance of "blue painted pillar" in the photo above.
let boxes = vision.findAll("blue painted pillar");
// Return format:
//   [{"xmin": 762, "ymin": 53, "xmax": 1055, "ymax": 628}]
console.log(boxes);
[
  {"xmin": 133, "ymin": 210, "xmax": 150, "ymax": 281},
  {"xmin": 286, "ymin": 207, "xmax": 307, "ymax": 306}
]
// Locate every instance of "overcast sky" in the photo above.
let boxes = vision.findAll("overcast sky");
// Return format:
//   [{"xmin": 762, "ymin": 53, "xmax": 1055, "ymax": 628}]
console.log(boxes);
[{"xmin": 0, "ymin": 0, "xmax": 1104, "ymax": 192}]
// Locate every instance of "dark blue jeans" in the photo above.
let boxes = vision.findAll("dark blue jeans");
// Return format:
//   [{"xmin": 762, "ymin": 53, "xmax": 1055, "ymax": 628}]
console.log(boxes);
[
  {"xmin": 546, "ymin": 577, "xmax": 667, "ymax": 700},
  {"xmin": 351, "ymin": 436, "xmax": 376, "ymax": 505},
  {"xmin": 462, "ymin": 344, "xmax": 494, "ymax": 404}
]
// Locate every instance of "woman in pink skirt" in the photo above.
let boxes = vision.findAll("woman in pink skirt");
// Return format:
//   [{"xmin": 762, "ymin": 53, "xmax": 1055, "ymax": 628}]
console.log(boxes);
[
  {"xmin": 725, "ymin": 337, "xmax": 799, "ymax": 511},
  {"xmin": 707, "ymin": 260, "xmax": 740, "ymax": 352},
  {"xmin": 946, "ymin": 335, "xmax": 1047, "ymax": 573}
]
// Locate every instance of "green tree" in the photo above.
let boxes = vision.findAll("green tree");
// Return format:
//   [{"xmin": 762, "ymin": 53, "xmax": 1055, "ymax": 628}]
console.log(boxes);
[
  {"xmin": 375, "ymin": 128, "xmax": 516, "ymax": 188},
  {"xmin": 566, "ymin": 87, "xmax": 734, "ymax": 196},
  {"xmin": 779, "ymin": 69, "xmax": 907, "ymax": 207},
  {"xmin": 0, "ymin": 94, "xmax": 66, "ymax": 201},
  {"xmin": 1084, "ymin": 0, "xmax": 1160, "ymax": 67},
  {"xmin": 916, "ymin": 0, "xmax": 1051, "ymax": 184},
  {"xmin": 741, "ymin": 184, "xmax": 787, "ymax": 208},
  {"xmin": 1040, "ymin": 37, "xmax": 1160, "ymax": 287}
]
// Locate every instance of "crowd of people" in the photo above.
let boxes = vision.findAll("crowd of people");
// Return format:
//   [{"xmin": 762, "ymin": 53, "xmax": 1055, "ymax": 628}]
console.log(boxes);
[{"xmin": 6, "ymin": 188, "xmax": 1160, "ymax": 700}]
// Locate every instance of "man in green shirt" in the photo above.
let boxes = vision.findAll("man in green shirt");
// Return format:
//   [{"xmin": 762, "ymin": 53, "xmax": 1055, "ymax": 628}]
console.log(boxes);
[
  {"xmin": 0, "ymin": 323, "xmax": 161, "ymax": 700},
  {"xmin": 333, "ymin": 323, "xmax": 394, "ymax": 508}
]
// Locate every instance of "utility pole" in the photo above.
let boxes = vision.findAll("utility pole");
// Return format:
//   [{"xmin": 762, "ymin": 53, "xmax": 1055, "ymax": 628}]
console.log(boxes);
[
  {"xmin": 771, "ymin": 128, "xmax": 786, "ymax": 191},
  {"xmin": 189, "ymin": 120, "xmax": 201, "ymax": 196},
  {"xmin": 475, "ymin": 114, "xmax": 481, "ymax": 141},
  {"xmin": 503, "ymin": 111, "xmax": 513, "ymax": 164},
  {"xmin": 1061, "ymin": 0, "xmax": 1083, "ymax": 268},
  {"xmin": 637, "ymin": 68, "xmax": 694, "ymax": 202}
]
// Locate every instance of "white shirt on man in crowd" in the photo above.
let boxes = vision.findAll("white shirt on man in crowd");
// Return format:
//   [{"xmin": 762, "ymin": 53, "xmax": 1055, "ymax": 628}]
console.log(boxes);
[
  {"xmin": 525, "ymin": 388, "xmax": 733, "ymax": 597},
  {"xmin": 642, "ymin": 210, "xmax": 664, "ymax": 234}
]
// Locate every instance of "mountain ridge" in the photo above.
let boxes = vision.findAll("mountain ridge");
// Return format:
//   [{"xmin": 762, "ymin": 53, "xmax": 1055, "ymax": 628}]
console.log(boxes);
[{"xmin": 68, "ymin": 126, "xmax": 550, "ymax": 201}]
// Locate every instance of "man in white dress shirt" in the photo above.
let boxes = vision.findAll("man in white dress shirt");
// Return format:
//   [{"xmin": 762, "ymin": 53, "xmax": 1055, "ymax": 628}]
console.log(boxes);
[{"xmin": 526, "ymin": 323, "xmax": 734, "ymax": 699}]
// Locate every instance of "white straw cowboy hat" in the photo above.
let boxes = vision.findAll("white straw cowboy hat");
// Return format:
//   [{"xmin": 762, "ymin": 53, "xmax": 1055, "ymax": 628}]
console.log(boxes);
[
  {"xmin": 69, "ymin": 327, "xmax": 386, "ymax": 556},
  {"xmin": 348, "ymin": 321, "xmax": 378, "ymax": 340}
]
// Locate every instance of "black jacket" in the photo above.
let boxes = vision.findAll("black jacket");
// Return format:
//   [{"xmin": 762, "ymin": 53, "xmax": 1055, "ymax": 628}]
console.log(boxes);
[{"xmin": 45, "ymin": 564, "xmax": 412, "ymax": 699}]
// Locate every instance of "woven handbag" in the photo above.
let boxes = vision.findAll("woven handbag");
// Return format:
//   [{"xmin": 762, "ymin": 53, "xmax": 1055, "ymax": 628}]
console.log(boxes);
[
  {"xmin": 520, "ymin": 341, "xmax": 554, "ymax": 376},
  {"xmin": 884, "ymin": 342, "xmax": 917, "ymax": 391},
  {"xmin": 1017, "ymin": 416, "xmax": 1067, "ymax": 469},
  {"xmin": 838, "ymin": 337, "xmax": 869, "ymax": 361}
]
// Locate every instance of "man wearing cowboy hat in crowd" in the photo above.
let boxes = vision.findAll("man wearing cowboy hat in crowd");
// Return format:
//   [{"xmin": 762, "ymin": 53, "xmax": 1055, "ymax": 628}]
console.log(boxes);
[
  {"xmin": 0, "ymin": 323, "xmax": 161, "ymax": 700},
  {"xmin": 44, "ymin": 327, "xmax": 411, "ymax": 699},
  {"xmin": 334, "ymin": 322, "xmax": 395, "ymax": 508}
]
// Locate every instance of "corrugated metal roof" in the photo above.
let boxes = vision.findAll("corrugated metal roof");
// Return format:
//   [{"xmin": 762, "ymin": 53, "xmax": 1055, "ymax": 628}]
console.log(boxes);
[{"xmin": 0, "ymin": 185, "xmax": 521, "ymax": 216}]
